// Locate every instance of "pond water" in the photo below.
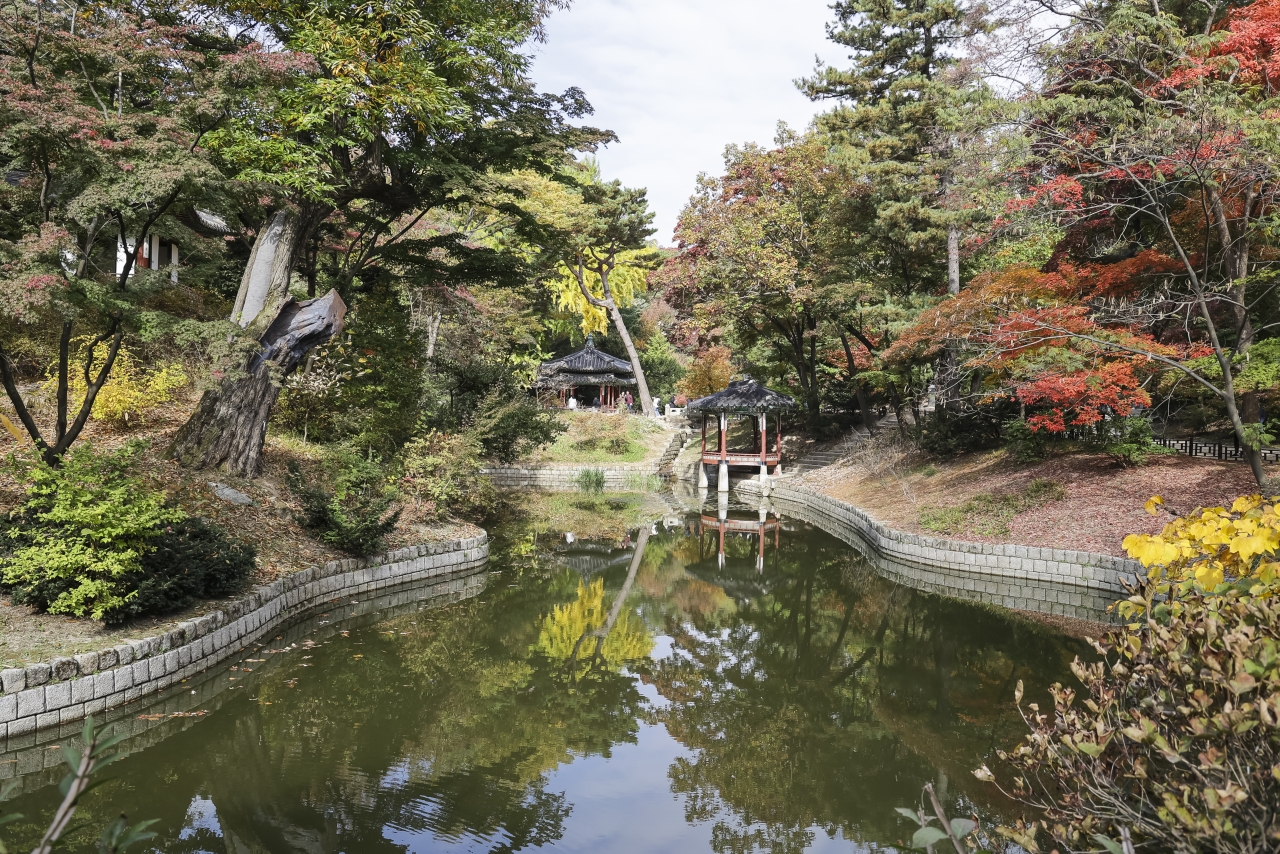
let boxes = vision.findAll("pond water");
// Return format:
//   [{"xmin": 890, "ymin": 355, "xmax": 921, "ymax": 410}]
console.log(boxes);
[{"xmin": 1, "ymin": 493, "xmax": 1092, "ymax": 853}]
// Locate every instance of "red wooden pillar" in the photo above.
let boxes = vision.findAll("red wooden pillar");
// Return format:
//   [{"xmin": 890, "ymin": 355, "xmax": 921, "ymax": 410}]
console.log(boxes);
[{"xmin": 775, "ymin": 412, "xmax": 783, "ymax": 473}]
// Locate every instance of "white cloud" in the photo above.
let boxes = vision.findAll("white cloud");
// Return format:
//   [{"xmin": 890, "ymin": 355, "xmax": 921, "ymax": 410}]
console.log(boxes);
[{"xmin": 528, "ymin": 0, "xmax": 848, "ymax": 245}]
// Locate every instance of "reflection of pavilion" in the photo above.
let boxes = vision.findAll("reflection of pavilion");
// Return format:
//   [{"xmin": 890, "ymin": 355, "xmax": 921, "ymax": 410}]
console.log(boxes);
[{"xmin": 697, "ymin": 504, "xmax": 781, "ymax": 572}]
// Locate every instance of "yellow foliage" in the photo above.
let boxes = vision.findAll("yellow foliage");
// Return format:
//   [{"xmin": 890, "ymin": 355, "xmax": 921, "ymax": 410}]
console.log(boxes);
[
  {"xmin": 1122, "ymin": 494, "xmax": 1280, "ymax": 588},
  {"xmin": 549, "ymin": 253, "xmax": 649, "ymax": 336},
  {"xmin": 48, "ymin": 343, "xmax": 188, "ymax": 428},
  {"xmin": 534, "ymin": 578, "xmax": 653, "ymax": 670}
]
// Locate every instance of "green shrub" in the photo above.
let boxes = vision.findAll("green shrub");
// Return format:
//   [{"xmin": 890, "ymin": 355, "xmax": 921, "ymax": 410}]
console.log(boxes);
[
  {"xmin": 1101, "ymin": 415, "xmax": 1172, "ymax": 466},
  {"xmin": 0, "ymin": 443, "xmax": 186, "ymax": 621},
  {"xmin": 1002, "ymin": 418, "xmax": 1047, "ymax": 463},
  {"xmin": 917, "ymin": 409, "xmax": 1004, "ymax": 456},
  {"xmin": 400, "ymin": 430, "xmax": 497, "ymax": 521},
  {"xmin": 980, "ymin": 581, "xmax": 1280, "ymax": 854},
  {"xmin": 576, "ymin": 468, "xmax": 606, "ymax": 494},
  {"xmin": 287, "ymin": 449, "xmax": 400, "ymax": 556},
  {"xmin": 106, "ymin": 517, "xmax": 256, "ymax": 625},
  {"xmin": 469, "ymin": 390, "xmax": 566, "ymax": 463}
]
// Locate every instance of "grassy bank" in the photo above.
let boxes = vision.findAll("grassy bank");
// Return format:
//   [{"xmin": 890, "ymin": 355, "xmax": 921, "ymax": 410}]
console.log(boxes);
[{"xmin": 521, "ymin": 411, "xmax": 674, "ymax": 465}]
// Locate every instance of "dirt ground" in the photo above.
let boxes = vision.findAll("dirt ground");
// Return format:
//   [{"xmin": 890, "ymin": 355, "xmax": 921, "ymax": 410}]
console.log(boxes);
[
  {"xmin": 0, "ymin": 385, "xmax": 481, "ymax": 667},
  {"xmin": 799, "ymin": 438, "xmax": 1268, "ymax": 557}
]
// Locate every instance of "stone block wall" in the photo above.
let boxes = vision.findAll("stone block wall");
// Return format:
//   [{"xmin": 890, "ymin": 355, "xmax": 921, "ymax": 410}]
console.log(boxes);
[
  {"xmin": 736, "ymin": 479, "xmax": 1138, "ymax": 622},
  {"xmin": 0, "ymin": 536, "xmax": 488, "ymax": 741},
  {"xmin": 481, "ymin": 464, "xmax": 659, "ymax": 490},
  {"xmin": 0, "ymin": 566, "xmax": 487, "ymax": 795},
  {"xmin": 482, "ymin": 430, "xmax": 688, "ymax": 490}
]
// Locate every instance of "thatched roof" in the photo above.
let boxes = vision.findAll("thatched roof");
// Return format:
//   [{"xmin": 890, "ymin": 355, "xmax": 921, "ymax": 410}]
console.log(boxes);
[{"xmin": 687, "ymin": 378, "xmax": 796, "ymax": 414}]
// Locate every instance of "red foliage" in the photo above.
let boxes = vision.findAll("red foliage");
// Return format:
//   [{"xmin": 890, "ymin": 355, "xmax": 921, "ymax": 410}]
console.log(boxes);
[
  {"xmin": 1019, "ymin": 361, "xmax": 1152, "ymax": 432},
  {"xmin": 1164, "ymin": 0, "xmax": 1280, "ymax": 92}
]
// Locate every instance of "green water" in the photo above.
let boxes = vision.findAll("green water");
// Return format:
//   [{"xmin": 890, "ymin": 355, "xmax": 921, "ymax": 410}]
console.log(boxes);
[{"xmin": 0, "ymin": 494, "xmax": 1089, "ymax": 853}]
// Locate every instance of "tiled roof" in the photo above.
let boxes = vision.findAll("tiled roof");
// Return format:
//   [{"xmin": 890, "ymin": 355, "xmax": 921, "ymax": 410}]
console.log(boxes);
[
  {"xmin": 539, "ymin": 341, "xmax": 634, "ymax": 376},
  {"xmin": 535, "ymin": 371, "xmax": 636, "ymax": 389},
  {"xmin": 687, "ymin": 377, "xmax": 796, "ymax": 413}
]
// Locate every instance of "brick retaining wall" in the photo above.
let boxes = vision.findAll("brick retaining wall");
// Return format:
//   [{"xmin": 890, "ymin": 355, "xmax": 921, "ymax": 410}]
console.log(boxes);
[
  {"xmin": 0, "ymin": 535, "xmax": 488, "ymax": 740},
  {"xmin": 735, "ymin": 479, "xmax": 1138, "ymax": 622}
]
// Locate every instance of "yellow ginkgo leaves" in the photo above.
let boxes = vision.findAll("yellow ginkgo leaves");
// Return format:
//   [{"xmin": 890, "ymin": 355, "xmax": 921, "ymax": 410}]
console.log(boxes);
[
  {"xmin": 1122, "ymin": 494, "xmax": 1280, "ymax": 588},
  {"xmin": 534, "ymin": 578, "xmax": 653, "ymax": 673}
]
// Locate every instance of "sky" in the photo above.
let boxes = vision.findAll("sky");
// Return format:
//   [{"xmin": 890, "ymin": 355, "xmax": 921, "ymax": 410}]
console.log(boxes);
[{"xmin": 527, "ymin": 0, "xmax": 849, "ymax": 246}]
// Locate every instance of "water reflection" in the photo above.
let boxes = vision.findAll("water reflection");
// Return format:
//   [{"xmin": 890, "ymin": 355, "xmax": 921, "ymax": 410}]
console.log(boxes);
[{"xmin": 0, "ymin": 496, "xmax": 1087, "ymax": 853}]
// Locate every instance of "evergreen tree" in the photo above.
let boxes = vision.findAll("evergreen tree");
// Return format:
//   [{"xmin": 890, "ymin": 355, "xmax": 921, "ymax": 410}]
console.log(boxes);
[{"xmin": 799, "ymin": 0, "xmax": 989, "ymax": 297}]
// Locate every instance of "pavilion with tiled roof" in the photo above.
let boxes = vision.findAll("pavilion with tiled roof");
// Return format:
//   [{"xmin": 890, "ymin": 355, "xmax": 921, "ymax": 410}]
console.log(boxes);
[
  {"xmin": 535, "ymin": 339, "xmax": 636, "ymax": 407},
  {"xmin": 687, "ymin": 377, "xmax": 796, "ymax": 491}
]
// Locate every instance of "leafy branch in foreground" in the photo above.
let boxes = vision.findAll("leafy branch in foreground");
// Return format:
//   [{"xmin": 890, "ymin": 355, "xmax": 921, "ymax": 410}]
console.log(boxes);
[
  {"xmin": 894, "ymin": 782, "xmax": 987, "ymax": 853},
  {"xmin": 0, "ymin": 716, "xmax": 156, "ymax": 854},
  {"xmin": 973, "ymin": 578, "xmax": 1280, "ymax": 854}
]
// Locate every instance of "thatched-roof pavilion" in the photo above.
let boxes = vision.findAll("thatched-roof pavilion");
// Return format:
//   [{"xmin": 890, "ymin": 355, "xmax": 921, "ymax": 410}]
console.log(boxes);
[
  {"xmin": 535, "ymin": 340, "xmax": 636, "ymax": 407},
  {"xmin": 687, "ymin": 378, "xmax": 796, "ymax": 491}
]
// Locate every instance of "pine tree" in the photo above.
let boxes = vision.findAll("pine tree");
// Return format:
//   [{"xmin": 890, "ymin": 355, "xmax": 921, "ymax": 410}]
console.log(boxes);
[{"xmin": 799, "ymin": 0, "xmax": 988, "ymax": 297}]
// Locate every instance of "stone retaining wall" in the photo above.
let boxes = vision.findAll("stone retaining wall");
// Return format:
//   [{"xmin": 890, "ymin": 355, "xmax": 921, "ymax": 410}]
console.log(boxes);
[
  {"xmin": 483, "ymin": 430, "xmax": 687, "ymax": 490},
  {"xmin": 0, "ymin": 566, "xmax": 488, "ymax": 794},
  {"xmin": 736, "ymin": 479, "xmax": 1138, "ymax": 622},
  {"xmin": 482, "ymin": 464, "xmax": 661, "ymax": 490},
  {"xmin": 0, "ymin": 535, "xmax": 488, "ymax": 740}
]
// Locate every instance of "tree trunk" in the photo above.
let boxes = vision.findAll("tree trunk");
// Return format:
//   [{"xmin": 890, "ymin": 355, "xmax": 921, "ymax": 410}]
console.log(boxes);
[
  {"xmin": 168, "ymin": 362, "xmax": 282, "ymax": 477},
  {"xmin": 581, "ymin": 263, "xmax": 656, "ymax": 417},
  {"xmin": 839, "ymin": 331, "xmax": 877, "ymax": 433},
  {"xmin": 172, "ymin": 210, "xmax": 316, "ymax": 477},
  {"xmin": 607, "ymin": 301, "xmax": 655, "ymax": 416},
  {"xmin": 170, "ymin": 290, "xmax": 346, "ymax": 477},
  {"xmin": 231, "ymin": 209, "xmax": 303, "ymax": 334},
  {"xmin": 936, "ymin": 225, "xmax": 962, "ymax": 409}
]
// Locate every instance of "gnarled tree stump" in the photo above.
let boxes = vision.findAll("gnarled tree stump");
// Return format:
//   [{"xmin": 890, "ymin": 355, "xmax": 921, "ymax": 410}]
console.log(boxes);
[{"xmin": 170, "ymin": 290, "xmax": 346, "ymax": 476}]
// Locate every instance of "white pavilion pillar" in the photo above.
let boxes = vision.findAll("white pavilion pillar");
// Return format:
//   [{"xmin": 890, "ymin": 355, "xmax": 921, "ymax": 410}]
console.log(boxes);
[{"xmin": 717, "ymin": 411, "xmax": 729, "ymax": 493}]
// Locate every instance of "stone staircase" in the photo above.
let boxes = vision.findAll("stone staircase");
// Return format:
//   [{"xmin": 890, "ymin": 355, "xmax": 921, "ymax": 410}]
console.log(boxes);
[
  {"xmin": 655, "ymin": 429, "xmax": 693, "ymax": 477},
  {"xmin": 789, "ymin": 414, "xmax": 898, "ymax": 474}
]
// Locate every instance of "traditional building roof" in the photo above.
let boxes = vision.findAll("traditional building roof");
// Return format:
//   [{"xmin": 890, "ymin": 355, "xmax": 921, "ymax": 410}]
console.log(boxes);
[
  {"xmin": 540, "ymin": 340, "xmax": 633, "ymax": 375},
  {"xmin": 687, "ymin": 377, "xmax": 796, "ymax": 414},
  {"xmin": 536, "ymin": 371, "xmax": 634, "ymax": 389},
  {"xmin": 535, "ymin": 340, "xmax": 636, "ymax": 389}
]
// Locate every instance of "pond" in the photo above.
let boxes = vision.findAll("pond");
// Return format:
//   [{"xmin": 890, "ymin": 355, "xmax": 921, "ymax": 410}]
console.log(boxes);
[{"xmin": 0, "ymin": 492, "xmax": 1093, "ymax": 853}]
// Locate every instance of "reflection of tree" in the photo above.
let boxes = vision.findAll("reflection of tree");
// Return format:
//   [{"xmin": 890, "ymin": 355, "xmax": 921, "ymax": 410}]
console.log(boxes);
[
  {"xmin": 9, "ymin": 550, "xmax": 650, "ymax": 853},
  {"xmin": 536, "ymin": 527, "xmax": 654, "ymax": 680},
  {"xmin": 3, "ymin": 516, "xmax": 1087, "ymax": 854},
  {"xmin": 647, "ymin": 523, "xmax": 1085, "ymax": 854}
]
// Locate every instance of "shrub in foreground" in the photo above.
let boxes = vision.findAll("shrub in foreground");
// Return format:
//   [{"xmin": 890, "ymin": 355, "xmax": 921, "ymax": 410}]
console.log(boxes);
[
  {"xmin": 400, "ymin": 430, "xmax": 497, "ymax": 522},
  {"xmin": 287, "ymin": 448, "xmax": 400, "ymax": 556},
  {"xmin": 1, "ymin": 443, "xmax": 254, "ymax": 623},
  {"xmin": 977, "ymin": 581, "xmax": 1280, "ymax": 853},
  {"xmin": 110, "ymin": 517, "xmax": 256, "ymax": 625}
]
